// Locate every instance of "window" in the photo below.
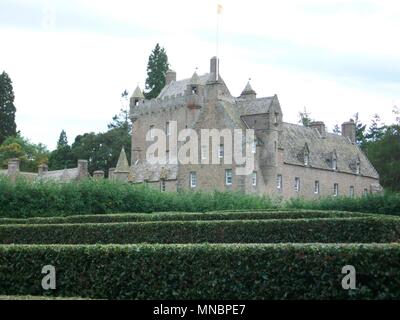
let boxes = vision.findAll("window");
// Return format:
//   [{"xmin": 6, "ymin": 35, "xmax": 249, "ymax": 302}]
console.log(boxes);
[
  {"xmin": 166, "ymin": 150, "xmax": 169, "ymax": 164},
  {"xmin": 363, "ymin": 188, "xmax": 368, "ymax": 196},
  {"xmin": 274, "ymin": 113, "xmax": 279, "ymax": 124},
  {"xmin": 252, "ymin": 139, "xmax": 257, "ymax": 154},
  {"xmin": 332, "ymin": 158, "xmax": 337, "ymax": 170},
  {"xmin": 219, "ymin": 144, "xmax": 224, "ymax": 158},
  {"xmin": 160, "ymin": 180, "xmax": 166, "ymax": 192},
  {"xmin": 191, "ymin": 86, "xmax": 198, "ymax": 94},
  {"xmin": 333, "ymin": 183, "xmax": 339, "ymax": 197},
  {"xmin": 190, "ymin": 172, "xmax": 197, "ymax": 188},
  {"xmin": 356, "ymin": 162, "xmax": 360, "ymax": 175},
  {"xmin": 201, "ymin": 145, "xmax": 208, "ymax": 160},
  {"xmin": 304, "ymin": 153, "xmax": 309, "ymax": 166},
  {"xmin": 166, "ymin": 122, "xmax": 170, "ymax": 136},
  {"xmin": 349, "ymin": 186, "xmax": 354, "ymax": 198},
  {"xmin": 225, "ymin": 169, "xmax": 233, "ymax": 186},
  {"xmin": 277, "ymin": 175, "xmax": 282, "ymax": 190},
  {"xmin": 252, "ymin": 171, "xmax": 257, "ymax": 186},
  {"xmin": 294, "ymin": 177, "xmax": 300, "ymax": 192},
  {"xmin": 150, "ymin": 125, "xmax": 155, "ymax": 139},
  {"xmin": 314, "ymin": 181, "xmax": 320, "ymax": 194}
]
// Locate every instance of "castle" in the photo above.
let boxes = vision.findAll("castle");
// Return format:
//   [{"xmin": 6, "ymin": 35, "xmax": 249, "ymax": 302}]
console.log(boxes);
[{"xmin": 114, "ymin": 56, "xmax": 381, "ymax": 199}]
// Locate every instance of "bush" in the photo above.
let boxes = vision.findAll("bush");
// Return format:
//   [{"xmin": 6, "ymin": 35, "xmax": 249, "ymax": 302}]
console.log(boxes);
[
  {"xmin": 0, "ymin": 177, "xmax": 276, "ymax": 218},
  {"xmin": 1, "ymin": 217, "xmax": 400, "ymax": 244},
  {"xmin": 0, "ymin": 210, "xmax": 375, "ymax": 225},
  {"xmin": 0, "ymin": 243, "xmax": 399, "ymax": 299}
]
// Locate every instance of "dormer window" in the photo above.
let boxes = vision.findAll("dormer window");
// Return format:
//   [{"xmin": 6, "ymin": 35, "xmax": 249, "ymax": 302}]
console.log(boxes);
[
  {"xmin": 332, "ymin": 158, "xmax": 337, "ymax": 170},
  {"xmin": 356, "ymin": 161, "xmax": 360, "ymax": 175},
  {"xmin": 304, "ymin": 153, "xmax": 309, "ymax": 166},
  {"xmin": 191, "ymin": 86, "xmax": 198, "ymax": 94},
  {"xmin": 274, "ymin": 113, "xmax": 279, "ymax": 124}
]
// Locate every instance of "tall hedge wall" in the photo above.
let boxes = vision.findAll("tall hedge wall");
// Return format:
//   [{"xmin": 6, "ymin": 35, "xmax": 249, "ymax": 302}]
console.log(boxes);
[
  {"xmin": 1, "ymin": 217, "xmax": 400, "ymax": 244},
  {"xmin": 0, "ymin": 244, "xmax": 399, "ymax": 299},
  {"xmin": 0, "ymin": 210, "xmax": 374, "ymax": 225}
]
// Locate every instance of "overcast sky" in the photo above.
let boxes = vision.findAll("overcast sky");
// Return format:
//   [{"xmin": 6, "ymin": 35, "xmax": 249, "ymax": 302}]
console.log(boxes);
[{"xmin": 1, "ymin": 0, "xmax": 399, "ymax": 150}]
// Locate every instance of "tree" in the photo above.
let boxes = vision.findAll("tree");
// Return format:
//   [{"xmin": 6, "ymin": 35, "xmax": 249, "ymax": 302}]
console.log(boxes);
[
  {"xmin": 0, "ymin": 71, "xmax": 17, "ymax": 144},
  {"xmin": 365, "ymin": 114, "xmax": 385, "ymax": 142},
  {"xmin": 298, "ymin": 107, "xmax": 313, "ymax": 127},
  {"xmin": 108, "ymin": 90, "xmax": 132, "ymax": 134},
  {"xmin": 0, "ymin": 134, "xmax": 49, "ymax": 171},
  {"xmin": 353, "ymin": 112, "xmax": 367, "ymax": 147},
  {"xmin": 365, "ymin": 124, "xmax": 400, "ymax": 191},
  {"xmin": 144, "ymin": 43, "xmax": 169, "ymax": 99},
  {"xmin": 48, "ymin": 130, "xmax": 75, "ymax": 170}
]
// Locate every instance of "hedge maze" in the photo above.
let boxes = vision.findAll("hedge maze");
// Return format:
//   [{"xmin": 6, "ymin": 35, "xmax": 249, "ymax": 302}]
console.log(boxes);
[{"xmin": 0, "ymin": 209, "xmax": 400, "ymax": 299}]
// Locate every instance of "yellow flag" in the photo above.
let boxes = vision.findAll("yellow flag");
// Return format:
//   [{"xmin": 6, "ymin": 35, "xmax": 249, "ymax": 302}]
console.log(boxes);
[{"xmin": 217, "ymin": 4, "xmax": 223, "ymax": 14}]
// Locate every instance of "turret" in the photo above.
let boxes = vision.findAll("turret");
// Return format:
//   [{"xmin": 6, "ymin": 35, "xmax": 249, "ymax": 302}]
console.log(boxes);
[{"xmin": 239, "ymin": 80, "xmax": 257, "ymax": 100}]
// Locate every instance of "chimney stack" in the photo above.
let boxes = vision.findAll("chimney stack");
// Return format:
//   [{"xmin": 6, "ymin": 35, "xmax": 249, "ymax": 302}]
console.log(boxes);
[
  {"xmin": 309, "ymin": 121, "xmax": 326, "ymax": 138},
  {"xmin": 342, "ymin": 119, "xmax": 356, "ymax": 143},
  {"xmin": 209, "ymin": 56, "xmax": 220, "ymax": 82},
  {"xmin": 165, "ymin": 69, "xmax": 176, "ymax": 85}
]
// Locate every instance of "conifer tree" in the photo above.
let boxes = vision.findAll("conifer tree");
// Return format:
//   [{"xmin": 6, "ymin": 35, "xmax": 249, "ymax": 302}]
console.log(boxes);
[
  {"xmin": 144, "ymin": 44, "xmax": 169, "ymax": 99},
  {"xmin": 0, "ymin": 71, "xmax": 17, "ymax": 144}
]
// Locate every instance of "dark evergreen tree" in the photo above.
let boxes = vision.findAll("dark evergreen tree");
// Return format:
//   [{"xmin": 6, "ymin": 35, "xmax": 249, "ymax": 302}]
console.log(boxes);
[
  {"xmin": 333, "ymin": 124, "xmax": 341, "ymax": 134},
  {"xmin": 144, "ymin": 43, "xmax": 169, "ymax": 99},
  {"xmin": 0, "ymin": 71, "xmax": 17, "ymax": 144},
  {"xmin": 353, "ymin": 112, "xmax": 367, "ymax": 147},
  {"xmin": 48, "ymin": 130, "xmax": 75, "ymax": 170}
]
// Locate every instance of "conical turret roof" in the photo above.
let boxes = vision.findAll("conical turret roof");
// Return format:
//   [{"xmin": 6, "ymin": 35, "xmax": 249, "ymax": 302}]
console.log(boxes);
[
  {"xmin": 241, "ymin": 81, "xmax": 256, "ymax": 96},
  {"xmin": 190, "ymin": 71, "xmax": 201, "ymax": 85},
  {"xmin": 131, "ymin": 85, "xmax": 145, "ymax": 99},
  {"xmin": 115, "ymin": 147, "xmax": 130, "ymax": 172}
]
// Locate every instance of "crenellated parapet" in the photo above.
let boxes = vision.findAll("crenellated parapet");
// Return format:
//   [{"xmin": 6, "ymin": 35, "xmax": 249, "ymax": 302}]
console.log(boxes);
[{"xmin": 130, "ymin": 93, "xmax": 205, "ymax": 119}]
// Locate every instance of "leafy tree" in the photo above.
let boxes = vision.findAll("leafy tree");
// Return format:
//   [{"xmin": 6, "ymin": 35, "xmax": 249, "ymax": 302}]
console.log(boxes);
[
  {"xmin": 144, "ymin": 43, "xmax": 169, "ymax": 99},
  {"xmin": 48, "ymin": 130, "xmax": 75, "ymax": 170},
  {"xmin": 365, "ymin": 124, "xmax": 400, "ymax": 191},
  {"xmin": 0, "ymin": 134, "xmax": 49, "ymax": 171},
  {"xmin": 298, "ymin": 107, "xmax": 313, "ymax": 127},
  {"xmin": 0, "ymin": 71, "xmax": 17, "ymax": 144}
]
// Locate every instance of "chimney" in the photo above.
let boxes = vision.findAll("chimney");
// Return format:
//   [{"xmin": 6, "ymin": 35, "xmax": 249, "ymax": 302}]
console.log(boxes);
[
  {"xmin": 309, "ymin": 121, "xmax": 326, "ymax": 138},
  {"xmin": 165, "ymin": 69, "xmax": 176, "ymax": 85},
  {"xmin": 209, "ymin": 56, "xmax": 220, "ymax": 82},
  {"xmin": 38, "ymin": 164, "xmax": 48, "ymax": 176},
  {"xmin": 342, "ymin": 119, "xmax": 356, "ymax": 143}
]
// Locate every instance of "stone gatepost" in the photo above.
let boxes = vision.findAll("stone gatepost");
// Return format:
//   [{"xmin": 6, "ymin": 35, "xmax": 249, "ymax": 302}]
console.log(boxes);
[
  {"xmin": 38, "ymin": 164, "xmax": 49, "ymax": 176},
  {"xmin": 77, "ymin": 160, "xmax": 88, "ymax": 179}
]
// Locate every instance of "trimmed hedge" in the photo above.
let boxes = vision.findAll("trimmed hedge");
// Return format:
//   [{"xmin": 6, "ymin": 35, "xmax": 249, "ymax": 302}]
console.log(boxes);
[
  {"xmin": 0, "ymin": 244, "xmax": 399, "ymax": 299},
  {"xmin": 1, "ymin": 177, "xmax": 400, "ymax": 218},
  {"xmin": 0, "ymin": 210, "xmax": 376, "ymax": 225},
  {"xmin": 1, "ymin": 217, "xmax": 400, "ymax": 244}
]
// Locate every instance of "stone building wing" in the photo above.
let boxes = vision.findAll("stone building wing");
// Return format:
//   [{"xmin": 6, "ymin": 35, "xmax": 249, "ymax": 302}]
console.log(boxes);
[
  {"xmin": 282, "ymin": 123, "xmax": 379, "ymax": 179},
  {"xmin": 129, "ymin": 163, "xmax": 178, "ymax": 183}
]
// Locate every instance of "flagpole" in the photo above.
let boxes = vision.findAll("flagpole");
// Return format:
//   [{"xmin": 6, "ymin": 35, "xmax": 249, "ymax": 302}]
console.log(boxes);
[{"xmin": 216, "ymin": 3, "xmax": 219, "ymax": 81}]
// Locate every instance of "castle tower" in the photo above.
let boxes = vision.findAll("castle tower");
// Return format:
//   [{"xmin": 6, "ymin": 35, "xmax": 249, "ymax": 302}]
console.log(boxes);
[
  {"xmin": 240, "ymin": 81, "xmax": 257, "ymax": 100},
  {"xmin": 130, "ymin": 85, "xmax": 145, "ymax": 164}
]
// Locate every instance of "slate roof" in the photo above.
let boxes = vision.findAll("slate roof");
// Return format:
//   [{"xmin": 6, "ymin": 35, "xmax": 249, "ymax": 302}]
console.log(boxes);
[
  {"xmin": 39, "ymin": 168, "xmax": 80, "ymax": 181},
  {"xmin": 129, "ymin": 163, "xmax": 178, "ymax": 183},
  {"xmin": 157, "ymin": 73, "xmax": 210, "ymax": 98},
  {"xmin": 131, "ymin": 86, "xmax": 145, "ymax": 99},
  {"xmin": 281, "ymin": 122, "xmax": 379, "ymax": 178},
  {"xmin": 236, "ymin": 96, "xmax": 274, "ymax": 115}
]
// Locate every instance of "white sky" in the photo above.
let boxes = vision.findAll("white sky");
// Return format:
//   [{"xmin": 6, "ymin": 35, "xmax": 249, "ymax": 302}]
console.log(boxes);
[{"xmin": 0, "ymin": 0, "xmax": 399, "ymax": 150}]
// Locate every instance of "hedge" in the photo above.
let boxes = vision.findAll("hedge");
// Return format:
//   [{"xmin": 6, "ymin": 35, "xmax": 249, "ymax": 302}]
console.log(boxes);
[
  {"xmin": 0, "ymin": 210, "xmax": 375, "ymax": 225},
  {"xmin": 1, "ymin": 217, "xmax": 400, "ymax": 244},
  {"xmin": 0, "ymin": 244, "xmax": 399, "ymax": 299},
  {"xmin": 1, "ymin": 177, "xmax": 400, "ymax": 218}
]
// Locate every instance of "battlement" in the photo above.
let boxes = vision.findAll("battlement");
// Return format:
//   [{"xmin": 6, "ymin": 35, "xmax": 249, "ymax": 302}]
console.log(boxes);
[{"xmin": 130, "ymin": 93, "xmax": 205, "ymax": 119}]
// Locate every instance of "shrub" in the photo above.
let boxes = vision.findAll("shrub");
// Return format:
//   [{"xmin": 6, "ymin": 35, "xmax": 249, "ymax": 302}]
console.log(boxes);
[
  {"xmin": 0, "ymin": 210, "xmax": 375, "ymax": 225},
  {"xmin": 1, "ymin": 217, "xmax": 400, "ymax": 244},
  {"xmin": 0, "ymin": 243, "xmax": 399, "ymax": 299}
]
